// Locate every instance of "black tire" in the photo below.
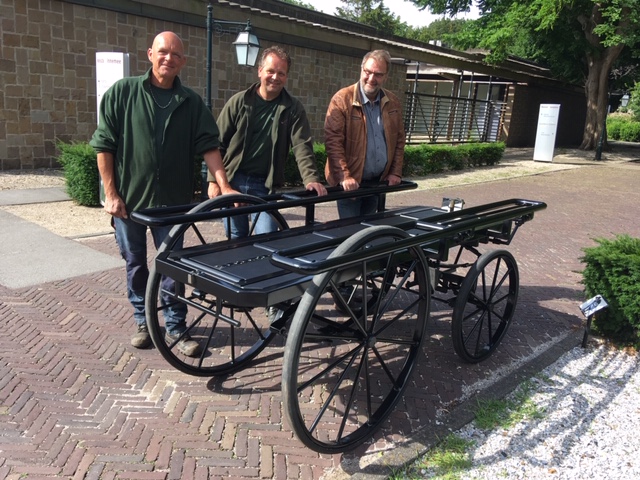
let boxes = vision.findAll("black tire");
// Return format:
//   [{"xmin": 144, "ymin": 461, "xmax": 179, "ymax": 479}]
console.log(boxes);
[
  {"xmin": 145, "ymin": 195, "xmax": 288, "ymax": 376},
  {"xmin": 451, "ymin": 249, "xmax": 519, "ymax": 363},
  {"xmin": 282, "ymin": 226, "xmax": 430, "ymax": 453}
]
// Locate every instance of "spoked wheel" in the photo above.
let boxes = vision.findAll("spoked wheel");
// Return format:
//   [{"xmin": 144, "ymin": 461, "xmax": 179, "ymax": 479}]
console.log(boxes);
[
  {"xmin": 451, "ymin": 249, "xmax": 519, "ymax": 363},
  {"xmin": 145, "ymin": 194, "xmax": 289, "ymax": 376},
  {"xmin": 282, "ymin": 226, "xmax": 430, "ymax": 453}
]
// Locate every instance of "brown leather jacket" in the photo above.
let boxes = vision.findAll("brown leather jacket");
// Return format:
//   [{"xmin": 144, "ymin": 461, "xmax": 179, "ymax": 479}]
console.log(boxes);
[{"xmin": 324, "ymin": 83, "xmax": 405, "ymax": 186}]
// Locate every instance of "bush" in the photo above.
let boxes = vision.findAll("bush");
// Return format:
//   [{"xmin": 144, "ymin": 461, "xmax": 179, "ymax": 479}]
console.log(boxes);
[
  {"xmin": 56, "ymin": 141, "xmax": 100, "ymax": 206},
  {"xmin": 402, "ymin": 142, "xmax": 504, "ymax": 176},
  {"xmin": 580, "ymin": 235, "xmax": 640, "ymax": 345},
  {"xmin": 607, "ymin": 114, "xmax": 640, "ymax": 142},
  {"xmin": 607, "ymin": 116, "xmax": 626, "ymax": 140},
  {"xmin": 284, "ymin": 142, "xmax": 327, "ymax": 187},
  {"xmin": 619, "ymin": 122, "xmax": 640, "ymax": 142}
]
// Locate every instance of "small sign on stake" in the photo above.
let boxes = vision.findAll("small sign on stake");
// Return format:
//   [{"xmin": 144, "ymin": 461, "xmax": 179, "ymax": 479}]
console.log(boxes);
[{"xmin": 579, "ymin": 294, "xmax": 608, "ymax": 348}]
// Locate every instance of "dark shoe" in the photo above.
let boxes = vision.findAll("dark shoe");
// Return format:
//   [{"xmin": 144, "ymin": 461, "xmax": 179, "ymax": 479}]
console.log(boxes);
[
  {"xmin": 267, "ymin": 306, "xmax": 282, "ymax": 324},
  {"xmin": 165, "ymin": 331, "xmax": 202, "ymax": 357},
  {"xmin": 131, "ymin": 324, "xmax": 152, "ymax": 349}
]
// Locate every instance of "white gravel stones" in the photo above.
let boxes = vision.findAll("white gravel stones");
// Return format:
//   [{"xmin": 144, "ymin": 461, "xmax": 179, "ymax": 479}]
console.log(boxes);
[{"xmin": 455, "ymin": 343, "xmax": 640, "ymax": 479}]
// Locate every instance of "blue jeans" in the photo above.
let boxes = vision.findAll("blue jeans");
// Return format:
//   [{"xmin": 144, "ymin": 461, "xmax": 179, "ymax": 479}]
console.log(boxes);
[
  {"xmin": 227, "ymin": 171, "xmax": 278, "ymax": 238},
  {"xmin": 337, "ymin": 195, "xmax": 381, "ymax": 219},
  {"xmin": 113, "ymin": 217, "xmax": 186, "ymax": 334}
]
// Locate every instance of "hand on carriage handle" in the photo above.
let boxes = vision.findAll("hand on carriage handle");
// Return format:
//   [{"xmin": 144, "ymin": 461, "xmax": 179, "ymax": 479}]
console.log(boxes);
[
  {"xmin": 306, "ymin": 182, "xmax": 327, "ymax": 196},
  {"xmin": 384, "ymin": 174, "xmax": 402, "ymax": 186},
  {"xmin": 207, "ymin": 181, "xmax": 221, "ymax": 199},
  {"xmin": 340, "ymin": 177, "xmax": 359, "ymax": 191}
]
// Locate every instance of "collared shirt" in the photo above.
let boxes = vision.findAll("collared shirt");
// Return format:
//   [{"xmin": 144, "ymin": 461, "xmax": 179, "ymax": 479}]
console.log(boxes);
[{"xmin": 360, "ymin": 84, "xmax": 388, "ymax": 181}]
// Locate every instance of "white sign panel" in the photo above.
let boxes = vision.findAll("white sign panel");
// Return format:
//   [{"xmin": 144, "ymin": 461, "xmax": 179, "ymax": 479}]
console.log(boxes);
[
  {"xmin": 95, "ymin": 52, "xmax": 130, "ymax": 124},
  {"xmin": 533, "ymin": 104, "xmax": 560, "ymax": 162},
  {"xmin": 95, "ymin": 52, "xmax": 130, "ymax": 204}
]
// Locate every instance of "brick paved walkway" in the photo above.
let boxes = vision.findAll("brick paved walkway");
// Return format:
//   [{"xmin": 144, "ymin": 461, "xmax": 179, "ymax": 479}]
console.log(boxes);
[{"xmin": 1, "ymin": 160, "xmax": 639, "ymax": 479}]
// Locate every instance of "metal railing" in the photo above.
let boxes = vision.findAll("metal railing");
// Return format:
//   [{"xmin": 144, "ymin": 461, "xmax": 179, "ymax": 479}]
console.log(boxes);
[{"xmin": 404, "ymin": 92, "xmax": 507, "ymax": 144}]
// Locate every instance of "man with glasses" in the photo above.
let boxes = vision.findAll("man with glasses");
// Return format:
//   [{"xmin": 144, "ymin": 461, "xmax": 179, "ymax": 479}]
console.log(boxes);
[{"xmin": 324, "ymin": 49, "xmax": 405, "ymax": 218}]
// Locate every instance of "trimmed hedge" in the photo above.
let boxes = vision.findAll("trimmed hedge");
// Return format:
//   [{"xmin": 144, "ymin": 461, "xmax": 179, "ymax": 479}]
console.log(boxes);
[
  {"xmin": 401, "ymin": 142, "xmax": 505, "ymax": 177},
  {"xmin": 606, "ymin": 114, "xmax": 640, "ymax": 142},
  {"xmin": 580, "ymin": 234, "xmax": 640, "ymax": 345},
  {"xmin": 56, "ymin": 141, "xmax": 505, "ymax": 201},
  {"xmin": 56, "ymin": 141, "xmax": 101, "ymax": 206}
]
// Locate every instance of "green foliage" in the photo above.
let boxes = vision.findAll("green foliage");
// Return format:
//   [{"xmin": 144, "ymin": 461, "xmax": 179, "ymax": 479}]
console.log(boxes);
[
  {"xmin": 279, "ymin": 0, "xmax": 317, "ymax": 10},
  {"xmin": 404, "ymin": 18, "xmax": 469, "ymax": 45},
  {"xmin": 284, "ymin": 143, "xmax": 327, "ymax": 187},
  {"xmin": 580, "ymin": 235, "xmax": 640, "ymax": 345},
  {"xmin": 58, "ymin": 140, "xmax": 205, "ymax": 204},
  {"xmin": 607, "ymin": 114, "xmax": 640, "ymax": 142},
  {"xmin": 336, "ymin": 0, "xmax": 409, "ymax": 34},
  {"xmin": 286, "ymin": 142, "xmax": 503, "ymax": 187},
  {"xmin": 619, "ymin": 121, "xmax": 640, "ymax": 142},
  {"xmin": 410, "ymin": 434, "xmax": 474, "ymax": 479},
  {"xmin": 627, "ymin": 82, "xmax": 640, "ymax": 121},
  {"xmin": 403, "ymin": 142, "xmax": 504, "ymax": 176},
  {"xmin": 56, "ymin": 141, "xmax": 100, "ymax": 206}
]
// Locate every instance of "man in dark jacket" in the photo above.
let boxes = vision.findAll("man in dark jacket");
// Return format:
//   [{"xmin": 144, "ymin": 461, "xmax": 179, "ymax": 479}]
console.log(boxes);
[
  {"xmin": 207, "ymin": 46, "xmax": 326, "ymax": 237},
  {"xmin": 90, "ymin": 31, "xmax": 236, "ymax": 355},
  {"xmin": 324, "ymin": 49, "xmax": 405, "ymax": 219}
]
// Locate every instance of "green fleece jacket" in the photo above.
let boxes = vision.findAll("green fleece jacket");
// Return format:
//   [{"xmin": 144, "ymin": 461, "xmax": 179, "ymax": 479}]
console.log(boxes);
[
  {"xmin": 207, "ymin": 83, "xmax": 321, "ymax": 192},
  {"xmin": 90, "ymin": 68, "xmax": 220, "ymax": 212}
]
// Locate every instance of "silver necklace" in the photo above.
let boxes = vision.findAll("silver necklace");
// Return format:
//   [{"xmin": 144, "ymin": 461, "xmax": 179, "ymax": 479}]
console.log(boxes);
[{"xmin": 149, "ymin": 86, "xmax": 173, "ymax": 109}]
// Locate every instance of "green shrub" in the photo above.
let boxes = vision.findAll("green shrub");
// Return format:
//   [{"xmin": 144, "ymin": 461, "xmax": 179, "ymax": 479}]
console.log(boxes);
[
  {"xmin": 607, "ymin": 117, "xmax": 625, "ymax": 140},
  {"xmin": 402, "ymin": 142, "xmax": 503, "ymax": 176},
  {"xmin": 580, "ymin": 235, "xmax": 640, "ymax": 345},
  {"xmin": 56, "ymin": 141, "xmax": 100, "ymax": 206},
  {"xmin": 619, "ymin": 122, "xmax": 640, "ymax": 142},
  {"xmin": 607, "ymin": 114, "xmax": 640, "ymax": 142},
  {"xmin": 626, "ymin": 82, "xmax": 640, "ymax": 122},
  {"xmin": 285, "ymin": 142, "xmax": 327, "ymax": 187}
]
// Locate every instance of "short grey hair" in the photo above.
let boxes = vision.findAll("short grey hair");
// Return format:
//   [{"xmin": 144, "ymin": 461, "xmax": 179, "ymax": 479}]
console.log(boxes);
[{"xmin": 361, "ymin": 50, "xmax": 391, "ymax": 73}]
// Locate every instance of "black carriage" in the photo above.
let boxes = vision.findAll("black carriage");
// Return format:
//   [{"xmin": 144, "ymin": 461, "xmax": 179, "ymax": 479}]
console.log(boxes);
[{"xmin": 132, "ymin": 182, "xmax": 546, "ymax": 453}]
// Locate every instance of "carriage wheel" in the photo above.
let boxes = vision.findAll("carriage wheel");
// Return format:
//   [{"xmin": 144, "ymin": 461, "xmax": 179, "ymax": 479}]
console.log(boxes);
[
  {"xmin": 451, "ymin": 249, "xmax": 519, "ymax": 363},
  {"xmin": 146, "ymin": 195, "xmax": 289, "ymax": 376},
  {"xmin": 282, "ymin": 226, "xmax": 430, "ymax": 453}
]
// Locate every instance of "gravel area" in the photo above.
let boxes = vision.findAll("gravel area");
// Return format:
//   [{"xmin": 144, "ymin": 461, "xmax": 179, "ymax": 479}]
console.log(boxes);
[{"xmin": 411, "ymin": 341, "xmax": 640, "ymax": 479}]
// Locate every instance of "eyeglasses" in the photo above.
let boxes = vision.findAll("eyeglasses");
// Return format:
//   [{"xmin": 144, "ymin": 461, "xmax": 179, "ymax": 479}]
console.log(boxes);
[{"xmin": 362, "ymin": 68, "xmax": 386, "ymax": 79}]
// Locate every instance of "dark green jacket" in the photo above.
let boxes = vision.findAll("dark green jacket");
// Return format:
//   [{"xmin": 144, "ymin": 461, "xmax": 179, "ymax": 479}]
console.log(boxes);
[
  {"xmin": 207, "ymin": 83, "xmax": 321, "ymax": 192},
  {"xmin": 90, "ymin": 68, "xmax": 220, "ymax": 212}
]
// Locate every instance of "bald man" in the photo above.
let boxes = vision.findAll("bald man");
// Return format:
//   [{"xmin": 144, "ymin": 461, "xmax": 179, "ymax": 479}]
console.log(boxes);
[{"xmin": 91, "ymin": 32, "xmax": 237, "ymax": 355}]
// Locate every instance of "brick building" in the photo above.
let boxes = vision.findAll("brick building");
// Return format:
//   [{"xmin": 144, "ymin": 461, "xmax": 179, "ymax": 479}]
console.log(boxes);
[{"xmin": 0, "ymin": 0, "xmax": 586, "ymax": 170}]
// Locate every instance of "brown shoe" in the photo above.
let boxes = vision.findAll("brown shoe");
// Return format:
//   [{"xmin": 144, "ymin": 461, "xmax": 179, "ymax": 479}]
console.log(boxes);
[
  {"xmin": 131, "ymin": 324, "xmax": 152, "ymax": 349},
  {"xmin": 165, "ymin": 331, "xmax": 202, "ymax": 357}
]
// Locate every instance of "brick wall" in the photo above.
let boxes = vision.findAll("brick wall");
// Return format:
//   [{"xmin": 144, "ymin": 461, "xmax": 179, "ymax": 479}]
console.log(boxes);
[
  {"xmin": 0, "ymin": 0, "xmax": 408, "ymax": 170},
  {"xmin": 0, "ymin": 0, "xmax": 584, "ymax": 170}
]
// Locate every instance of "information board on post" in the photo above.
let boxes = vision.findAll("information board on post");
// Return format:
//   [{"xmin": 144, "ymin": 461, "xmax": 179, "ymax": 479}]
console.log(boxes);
[
  {"xmin": 95, "ymin": 52, "xmax": 130, "ymax": 203},
  {"xmin": 533, "ymin": 104, "xmax": 561, "ymax": 162}
]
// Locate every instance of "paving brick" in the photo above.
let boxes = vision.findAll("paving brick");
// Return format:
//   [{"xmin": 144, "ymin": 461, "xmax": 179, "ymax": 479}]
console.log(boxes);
[{"xmin": 2, "ymin": 162, "xmax": 640, "ymax": 479}]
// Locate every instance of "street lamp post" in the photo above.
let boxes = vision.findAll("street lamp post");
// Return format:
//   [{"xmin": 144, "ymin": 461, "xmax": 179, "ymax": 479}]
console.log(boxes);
[
  {"xmin": 201, "ymin": 1, "xmax": 260, "ymax": 198},
  {"xmin": 205, "ymin": 1, "xmax": 260, "ymax": 111}
]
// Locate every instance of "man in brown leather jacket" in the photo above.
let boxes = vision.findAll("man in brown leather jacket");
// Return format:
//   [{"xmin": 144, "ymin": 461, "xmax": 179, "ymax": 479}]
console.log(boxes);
[{"xmin": 324, "ymin": 49, "xmax": 405, "ymax": 218}]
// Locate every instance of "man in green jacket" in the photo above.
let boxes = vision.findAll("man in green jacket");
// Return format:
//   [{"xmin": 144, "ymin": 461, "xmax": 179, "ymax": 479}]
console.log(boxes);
[
  {"xmin": 207, "ymin": 45, "xmax": 326, "ymax": 237},
  {"xmin": 90, "ymin": 31, "xmax": 236, "ymax": 355}
]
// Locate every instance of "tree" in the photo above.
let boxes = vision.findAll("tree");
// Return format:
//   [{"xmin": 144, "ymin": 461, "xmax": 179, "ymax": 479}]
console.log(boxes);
[
  {"xmin": 279, "ymin": 0, "xmax": 317, "ymax": 9},
  {"xmin": 405, "ymin": 17, "xmax": 470, "ymax": 46},
  {"xmin": 336, "ymin": 0, "xmax": 407, "ymax": 34},
  {"xmin": 408, "ymin": 0, "xmax": 640, "ymax": 149}
]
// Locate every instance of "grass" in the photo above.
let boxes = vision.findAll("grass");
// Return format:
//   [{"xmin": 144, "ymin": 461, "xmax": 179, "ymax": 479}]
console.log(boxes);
[
  {"xmin": 388, "ymin": 379, "xmax": 546, "ymax": 479},
  {"xmin": 388, "ymin": 434, "xmax": 474, "ymax": 480}
]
